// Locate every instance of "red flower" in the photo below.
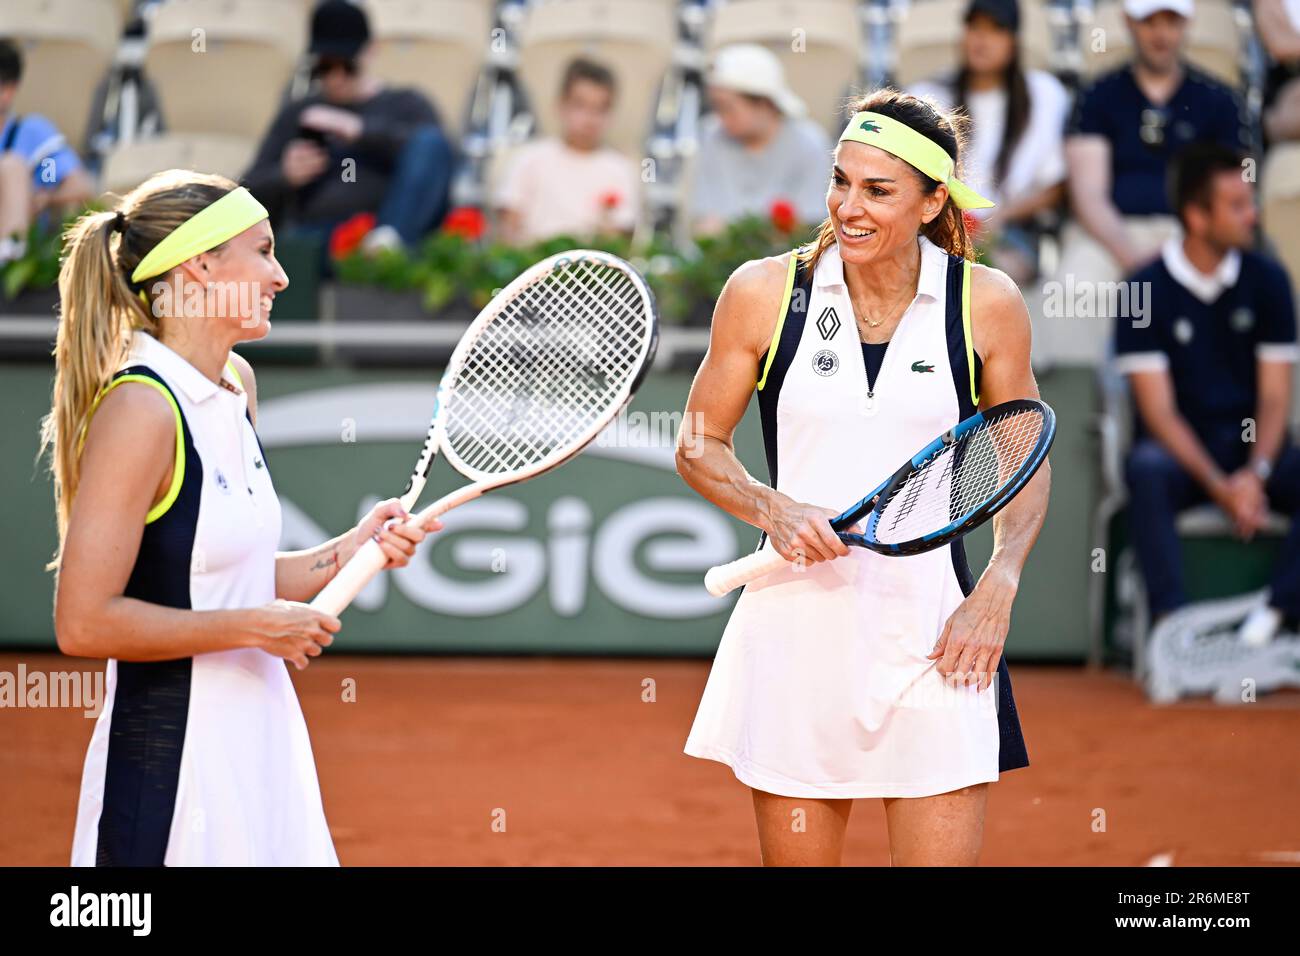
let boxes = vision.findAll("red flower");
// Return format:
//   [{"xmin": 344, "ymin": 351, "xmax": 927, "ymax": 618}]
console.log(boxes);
[
  {"xmin": 770, "ymin": 198, "xmax": 797, "ymax": 234},
  {"xmin": 329, "ymin": 211, "xmax": 376, "ymax": 260},
  {"xmin": 598, "ymin": 190, "xmax": 621, "ymax": 210},
  {"xmin": 441, "ymin": 205, "xmax": 486, "ymax": 241}
]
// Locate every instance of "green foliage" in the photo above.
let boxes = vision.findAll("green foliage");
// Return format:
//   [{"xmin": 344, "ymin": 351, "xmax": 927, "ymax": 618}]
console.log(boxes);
[
  {"xmin": 0, "ymin": 215, "xmax": 73, "ymax": 300},
  {"xmin": 332, "ymin": 214, "xmax": 820, "ymax": 324}
]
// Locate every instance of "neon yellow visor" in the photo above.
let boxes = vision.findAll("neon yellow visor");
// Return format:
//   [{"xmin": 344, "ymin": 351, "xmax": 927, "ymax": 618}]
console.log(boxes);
[
  {"xmin": 837, "ymin": 111, "xmax": 995, "ymax": 210},
  {"xmin": 131, "ymin": 186, "xmax": 270, "ymax": 286}
]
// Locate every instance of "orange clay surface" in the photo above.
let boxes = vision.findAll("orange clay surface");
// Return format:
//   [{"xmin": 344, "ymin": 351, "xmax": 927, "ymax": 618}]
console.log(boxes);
[{"xmin": 2, "ymin": 654, "xmax": 1297, "ymax": 866}]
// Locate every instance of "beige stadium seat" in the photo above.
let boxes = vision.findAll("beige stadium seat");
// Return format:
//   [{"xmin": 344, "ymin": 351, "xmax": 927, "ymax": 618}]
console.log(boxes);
[
  {"xmin": 99, "ymin": 132, "xmax": 256, "ymax": 194},
  {"xmin": 516, "ymin": 0, "xmax": 675, "ymax": 159},
  {"xmin": 361, "ymin": 0, "xmax": 493, "ymax": 137},
  {"xmin": 1080, "ymin": 0, "xmax": 1242, "ymax": 87},
  {"xmin": 144, "ymin": 0, "xmax": 307, "ymax": 141},
  {"xmin": 0, "ymin": 0, "xmax": 123, "ymax": 150},
  {"xmin": 707, "ymin": 0, "xmax": 862, "ymax": 135},
  {"xmin": 893, "ymin": 0, "xmax": 1053, "ymax": 87},
  {"xmin": 1262, "ymin": 142, "xmax": 1300, "ymax": 308}
]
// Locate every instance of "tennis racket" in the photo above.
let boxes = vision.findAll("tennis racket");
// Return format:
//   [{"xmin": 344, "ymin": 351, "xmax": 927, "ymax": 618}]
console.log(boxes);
[
  {"xmin": 311, "ymin": 249, "xmax": 659, "ymax": 615},
  {"xmin": 704, "ymin": 398, "xmax": 1055, "ymax": 597}
]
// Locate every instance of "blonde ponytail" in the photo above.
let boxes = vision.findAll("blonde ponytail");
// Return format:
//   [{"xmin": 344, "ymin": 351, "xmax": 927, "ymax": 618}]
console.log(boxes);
[{"xmin": 39, "ymin": 168, "xmax": 240, "ymax": 568}]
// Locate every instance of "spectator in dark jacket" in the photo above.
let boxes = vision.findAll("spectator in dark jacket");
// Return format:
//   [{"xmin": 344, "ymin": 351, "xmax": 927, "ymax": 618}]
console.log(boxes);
[{"xmin": 242, "ymin": 0, "xmax": 455, "ymax": 262}]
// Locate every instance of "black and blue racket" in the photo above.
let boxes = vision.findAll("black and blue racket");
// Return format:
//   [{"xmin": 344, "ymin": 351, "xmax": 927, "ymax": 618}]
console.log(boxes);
[{"xmin": 704, "ymin": 398, "xmax": 1056, "ymax": 597}]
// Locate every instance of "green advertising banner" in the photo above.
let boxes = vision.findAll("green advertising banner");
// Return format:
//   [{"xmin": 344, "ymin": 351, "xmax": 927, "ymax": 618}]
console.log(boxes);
[{"xmin": 0, "ymin": 363, "xmax": 1095, "ymax": 658}]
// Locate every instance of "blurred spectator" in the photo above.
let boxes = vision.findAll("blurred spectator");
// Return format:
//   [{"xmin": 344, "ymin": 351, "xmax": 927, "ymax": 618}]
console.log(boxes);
[
  {"xmin": 910, "ymin": 0, "xmax": 1070, "ymax": 283},
  {"xmin": 242, "ymin": 0, "xmax": 455, "ymax": 263},
  {"xmin": 0, "ymin": 38, "xmax": 94, "ymax": 265},
  {"xmin": 1061, "ymin": 0, "xmax": 1251, "ymax": 294},
  {"xmin": 689, "ymin": 44, "xmax": 831, "ymax": 237},
  {"xmin": 1256, "ymin": 0, "xmax": 1300, "ymax": 145},
  {"xmin": 1114, "ymin": 143, "xmax": 1299, "ymax": 645},
  {"xmin": 491, "ymin": 57, "xmax": 640, "ymax": 246}
]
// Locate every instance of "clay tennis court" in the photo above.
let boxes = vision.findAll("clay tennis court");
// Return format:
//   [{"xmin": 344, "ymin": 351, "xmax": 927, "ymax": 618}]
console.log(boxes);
[{"xmin": 3, "ymin": 653, "xmax": 1297, "ymax": 866}]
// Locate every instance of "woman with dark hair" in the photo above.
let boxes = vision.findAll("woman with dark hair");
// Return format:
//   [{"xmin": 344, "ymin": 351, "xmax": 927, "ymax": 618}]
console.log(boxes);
[
  {"xmin": 676, "ymin": 88, "xmax": 1050, "ymax": 865},
  {"xmin": 911, "ymin": 0, "xmax": 1070, "ymax": 283}
]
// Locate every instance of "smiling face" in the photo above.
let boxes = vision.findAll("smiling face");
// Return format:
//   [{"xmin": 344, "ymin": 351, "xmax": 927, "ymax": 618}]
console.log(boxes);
[
  {"xmin": 827, "ymin": 140, "xmax": 948, "ymax": 267},
  {"xmin": 176, "ymin": 220, "xmax": 289, "ymax": 341}
]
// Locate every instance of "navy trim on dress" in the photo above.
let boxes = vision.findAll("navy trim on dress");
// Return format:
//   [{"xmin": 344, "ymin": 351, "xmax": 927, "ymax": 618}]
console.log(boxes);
[{"xmin": 95, "ymin": 366, "xmax": 202, "ymax": 866}]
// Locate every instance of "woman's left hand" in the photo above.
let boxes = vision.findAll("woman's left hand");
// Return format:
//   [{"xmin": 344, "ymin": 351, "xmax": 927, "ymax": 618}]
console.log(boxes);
[
  {"xmin": 927, "ymin": 567, "xmax": 1018, "ymax": 691},
  {"xmin": 347, "ymin": 498, "xmax": 443, "ymax": 570}
]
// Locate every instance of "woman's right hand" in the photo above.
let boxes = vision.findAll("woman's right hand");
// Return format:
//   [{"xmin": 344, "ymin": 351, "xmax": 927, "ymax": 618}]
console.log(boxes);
[
  {"xmin": 243, "ymin": 600, "xmax": 342, "ymax": 670},
  {"xmin": 763, "ymin": 494, "xmax": 851, "ymax": 567}
]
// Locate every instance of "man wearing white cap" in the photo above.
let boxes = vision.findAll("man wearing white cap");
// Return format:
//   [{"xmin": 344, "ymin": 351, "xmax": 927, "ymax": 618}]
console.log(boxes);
[
  {"xmin": 689, "ymin": 44, "xmax": 832, "ymax": 236},
  {"xmin": 1057, "ymin": 0, "xmax": 1251, "ymax": 362}
]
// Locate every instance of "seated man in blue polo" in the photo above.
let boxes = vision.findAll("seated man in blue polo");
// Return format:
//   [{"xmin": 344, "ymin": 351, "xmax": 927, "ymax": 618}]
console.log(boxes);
[
  {"xmin": 0, "ymin": 38, "xmax": 94, "ymax": 264},
  {"xmin": 1115, "ymin": 142, "xmax": 1300, "ymax": 646},
  {"xmin": 1059, "ymin": 0, "xmax": 1252, "ymax": 363}
]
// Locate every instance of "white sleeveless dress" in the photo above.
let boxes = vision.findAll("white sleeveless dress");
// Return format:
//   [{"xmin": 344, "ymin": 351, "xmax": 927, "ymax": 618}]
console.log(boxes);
[
  {"xmin": 685, "ymin": 236, "xmax": 1029, "ymax": 798},
  {"xmin": 70, "ymin": 330, "xmax": 337, "ymax": 865}
]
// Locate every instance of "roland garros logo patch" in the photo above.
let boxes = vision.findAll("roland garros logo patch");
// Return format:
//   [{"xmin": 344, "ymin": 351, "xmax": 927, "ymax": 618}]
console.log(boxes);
[{"xmin": 812, "ymin": 349, "xmax": 840, "ymax": 376}]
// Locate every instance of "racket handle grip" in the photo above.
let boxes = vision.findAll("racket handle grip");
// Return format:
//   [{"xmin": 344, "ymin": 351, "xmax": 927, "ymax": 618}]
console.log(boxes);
[
  {"xmin": 310, "ymin": 538, "xmax": 389, "ymax": 616},
  {"xmin": 704, "ymin": 547, "xmax": 789, "ymax": 597}
]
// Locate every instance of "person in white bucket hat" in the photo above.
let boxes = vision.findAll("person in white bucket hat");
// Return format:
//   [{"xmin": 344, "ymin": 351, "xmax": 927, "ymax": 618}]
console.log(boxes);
[{"xmin": 690, "ymin": 44, "xmax": 832, "ymax": 237}]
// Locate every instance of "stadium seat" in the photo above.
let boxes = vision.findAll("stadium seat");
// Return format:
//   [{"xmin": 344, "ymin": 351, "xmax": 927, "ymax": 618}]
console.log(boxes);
[
  {"xmin": 1078, "ymin": 0, "xmax": 1243, "ymax": 88},
  {"xmin": 706, "ymin": 0, "xmax": 862, "ymax": 135},
  {"xmin": 0, "ymin": 0, "xmax": 123, "ymax": 152},
  {"xmin": 515, "ymin": 0, "xmax": 675, "ymax": 159},
  {"xmin": 99, "ymin": 132, "xmax": 256, "ymax": 195},
  {"xmin": 143, "ymin": 0, "xmax": 307, "ymax": 141},
  {"xmin": 892, "ymin": 0, "xmax": 1054, "ymax": 87},
  {"xmin": 360, "ymin": 0, "xmax": 494, "ymax": 138},
  {"xmin": 1262, "ymin": 141, "xmax": 1300, "ymax": 313}
]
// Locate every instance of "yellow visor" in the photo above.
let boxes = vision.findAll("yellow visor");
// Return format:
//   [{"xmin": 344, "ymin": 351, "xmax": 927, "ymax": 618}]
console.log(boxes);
[
  {"xmin": 131, "ymin": 186, "xmax": 270, "ymax": 285},
  {"xmin": 837, "ymin": 111, "xmax": 995, "ymax": 210}
]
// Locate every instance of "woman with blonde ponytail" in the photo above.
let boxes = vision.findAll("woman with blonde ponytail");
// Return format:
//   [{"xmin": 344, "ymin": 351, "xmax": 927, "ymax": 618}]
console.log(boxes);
[
  {"xmin": 44, "ymin": 169, "xmax": 438, "ymax": 866},
  {"xmin": 677, "ymin": 89, "xmax": 1050, "ymax": 865}
]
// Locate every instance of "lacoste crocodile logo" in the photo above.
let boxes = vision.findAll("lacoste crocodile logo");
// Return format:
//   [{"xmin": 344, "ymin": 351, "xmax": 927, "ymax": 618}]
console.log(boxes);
[
  {"xmin": 911, "ymin": 360, "xmax": 935, "ymax": 373},
  {"xmin": 858, "ymin": 119, "xmax": 883, "ymax": 134}
]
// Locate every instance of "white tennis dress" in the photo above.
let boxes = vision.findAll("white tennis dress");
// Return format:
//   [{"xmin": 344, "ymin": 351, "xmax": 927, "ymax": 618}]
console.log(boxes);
[
  {"xmin": 70, "ymin": 330, "xmax": 337, "ymax": 865},
  {"xmin": 685, "ymin": 236, "xmax": 1029, "ymax": 798}
]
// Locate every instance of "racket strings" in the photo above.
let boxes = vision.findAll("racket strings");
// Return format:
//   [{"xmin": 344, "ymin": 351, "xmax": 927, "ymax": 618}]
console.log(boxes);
[
  {"xmin": 443, "ymin": 259, "xmax": 651, "ymax": 476},
  {"xmin": 874, "ymin": 408, "xmax": 1046, "ymax": 544}
]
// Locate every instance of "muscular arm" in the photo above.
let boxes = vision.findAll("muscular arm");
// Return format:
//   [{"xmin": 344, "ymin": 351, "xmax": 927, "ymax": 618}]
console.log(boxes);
[
  {"xmin": 931, "ymin": 265, "xmax": 1052, "ymax": 685},
  {"xmin": 675, "ymin": 254, "xmax": 848, "ymax": 563},
  {"xmin": 971, "ymin": 265, "xmax": 1052, "ymax": 591}
]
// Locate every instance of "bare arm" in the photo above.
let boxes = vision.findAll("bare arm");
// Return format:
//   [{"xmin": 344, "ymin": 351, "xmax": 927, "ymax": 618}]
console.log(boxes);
[
  {"xmin": 1128, "ymin": 368, "xmax": 1227, "ymax": 493},
  {"xmin": 971, "ymin": 265, "xmax": 1052, "ymax": 591},
  {"xmin": 1065, "ymin": 136, "xmax": 1144, "ymax": 273},
  {"xmin": 931, "ymin": 265, "xmax": 1052, "ymax": 687},
  {"xmin": 675, "ymin": 254, "xmax": 848, "ymax": 564},
  {"xmin": 1251, "ymin": 358, "xmax": 1293, "ymax": 473},
  {"xmin": 55, "ymin": 384, "xmax": 339, "ymax": 669},
  {"xmin": 1255, "ymin": 0, "xmax": 1300, "ymax": 61},
  {"xmin": 225, "ymin": 351, "xmax": 431, "ymax": 604}
]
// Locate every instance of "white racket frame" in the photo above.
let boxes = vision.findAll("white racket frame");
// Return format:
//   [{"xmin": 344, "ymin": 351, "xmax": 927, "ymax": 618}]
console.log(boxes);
[{"xmin": 311, "ymin": 249, "xmax": 658, "ymax": 615}]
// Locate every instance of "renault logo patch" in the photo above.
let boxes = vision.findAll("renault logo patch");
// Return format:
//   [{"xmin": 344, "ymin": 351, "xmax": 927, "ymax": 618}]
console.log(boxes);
[
  {"xmin": 816, "ymin": 306, "xmax": 841, "ymax": 340},
  {"xmin": 812, "ymin": 349, "xmax": 840, "ymax": 376}
]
